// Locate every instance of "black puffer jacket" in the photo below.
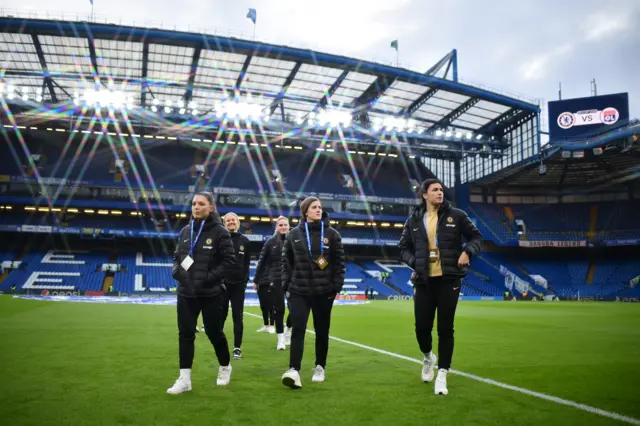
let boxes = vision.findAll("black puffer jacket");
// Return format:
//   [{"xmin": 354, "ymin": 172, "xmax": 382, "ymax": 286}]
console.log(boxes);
[
  {"xmin": 172, "ymin": 212, "xmax": 236, "ymax": 298},
  {"xmin": 225, "ymin": 232, "xmax": 251, "ymax": 285},
  {"xmin": 254, "ymin": 232, "xmax": 286, "ymax": 289},
  {"xmin": 398, "ymin": 199, "xmax": 482, "ymax": 283},
  {"xmin": 282, "ymin": 212, "xmax": 345, "ymax": 296}
]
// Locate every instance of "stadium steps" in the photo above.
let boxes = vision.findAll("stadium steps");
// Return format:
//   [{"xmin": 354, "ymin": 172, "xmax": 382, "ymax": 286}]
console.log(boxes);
[
  {"xmin": 588, "ymin": 205, "xmax": 598, "ymax": 240},
  {"xmin": 586, "ymin": 262, "xmax": 596, "ymax": 285},
  {"xmin": 467, "ymin": 205, "xmax": 503, "ymax": 243},
  {"xmin": 469, "ymin": 269, "xmax": 489, "ymax": 280},
  {"xmin": 463, "ymin": 281, "xmax": 491, "ymax": 296},
  {"xmin": 512, "ymin": 262, "xmax": 530, "ymax": 277},
  {"xmin": 352, "ymin": 259, "xmax": 407, "ymax": 295},
  {"xmin": 504, "ymin": 206, "xmax": 515, "ymax": 223},
  {"xmin": 102, "ymin": 275, "xmax": 114, "ymax": 292}
]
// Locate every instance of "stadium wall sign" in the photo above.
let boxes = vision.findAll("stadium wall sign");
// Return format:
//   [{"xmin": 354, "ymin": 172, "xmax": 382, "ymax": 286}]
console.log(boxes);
[
  {"xmin": 518, "ymin": 240, "xmax": 586, "ymax": 248},
  {"xmin": 386, "ymin": 295, "xmax": 502, "ymax": 301},
  {"xmin": 7, "ymin": 176, "xmax": 417, "ymax": 205},
  {"xmin": 39, "ymin": 290, "xmax": 81, "ymax": 296},
  {"xmin": 557, "ymin": 296, "xmax": 640, "ymax": 303},
  {"xmin": 335, "ymin": 294, "xmax": 367, "ymax": 301},
  {"xmin": 2, "ymin": 224, "xmax": 399, "ymax": 246},
  {"xmin": 547, "ymin": 93, "xmax": 630, "ymax": 141},
  {"xmin": 602, "ymin": 238, "xmax": 640, "ymax": 247},
  {"xmin": 387, "ymin": 295, "xmax": 414, "ymax": 301}
]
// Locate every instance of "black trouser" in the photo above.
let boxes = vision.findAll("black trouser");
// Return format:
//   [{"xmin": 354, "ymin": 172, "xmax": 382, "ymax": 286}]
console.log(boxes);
[
  {"xmin": 286, "ymin": 309, "xmax": 292, "ymax": 329},
  {"xmin": 257, "ymin": 285, "xmax": 274, "ymax": 326},
  {"xmin": 272, "ymin": 286, "xmax": 286, "ymax": 334},
  {"xmin": 288, "ymin": 292, "xmax": 336, "ymax": 371},
  {"xmin": 414, "ymin": 275, "xmax": 461, "ymax": 370},
  {"xmin": 222, "ymin": 283, "xmax": 247, "ymax": 348},
  {"xmin": 177, "ymin": 294, "xmax": 230, "ymax": 369}
]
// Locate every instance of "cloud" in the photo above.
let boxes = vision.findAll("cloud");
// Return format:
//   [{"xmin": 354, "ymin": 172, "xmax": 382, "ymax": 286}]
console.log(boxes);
[
  {"xmin": 582, "ymin": 12, "xmax": 630, "ymax": 41},
  {"xmin": 520, "ymin": 43, "xmax": 574, "ymax": 81},
  {"xmin": 257, "ymin": 0, "xmax": 415, "ymax": 56}
]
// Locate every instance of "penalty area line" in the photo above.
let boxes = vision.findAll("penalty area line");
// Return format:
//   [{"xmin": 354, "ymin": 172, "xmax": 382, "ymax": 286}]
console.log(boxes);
[{"xmin": 245, "ymin": 312, "xmax": 640, "ymax": 425}]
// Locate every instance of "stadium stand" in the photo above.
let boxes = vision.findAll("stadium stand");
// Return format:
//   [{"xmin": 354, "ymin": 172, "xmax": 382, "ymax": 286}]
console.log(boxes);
[
  {"xmin": 470, "ymin": 200, "xmax": 640, "ymax": 244},
  {"xmin": 0, "ymin": 15, "xmax": 638, "ymax": 306},
  {"xmin": 0, "ymin": 136, "xmax": 426, "ymax": 199}
]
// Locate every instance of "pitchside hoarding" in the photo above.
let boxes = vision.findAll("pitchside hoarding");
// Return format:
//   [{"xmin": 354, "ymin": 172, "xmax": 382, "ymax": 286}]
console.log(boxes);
[{"xmin": 548, "ymin": 93, "xmax": 629, "ymax": 141}]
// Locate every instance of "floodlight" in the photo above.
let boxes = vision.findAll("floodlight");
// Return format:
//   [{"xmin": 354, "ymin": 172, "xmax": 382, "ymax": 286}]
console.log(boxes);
[{"xmin": 317, "ymin": 108, "xmax": 351, "ymax": 127}]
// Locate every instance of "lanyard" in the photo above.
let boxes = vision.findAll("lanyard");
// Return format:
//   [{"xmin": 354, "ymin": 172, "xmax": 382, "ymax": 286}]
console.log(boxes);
[
  {"xmin": 190, "ymin": 219, "xmax": 205, "ymax": 257},
  {"xmin": 424, "ymin": 212, "xmax": 440, "ymax": 248},
  {"xmin": 304, "ymin": 220, "xmax": 324, "ymax": 258}
]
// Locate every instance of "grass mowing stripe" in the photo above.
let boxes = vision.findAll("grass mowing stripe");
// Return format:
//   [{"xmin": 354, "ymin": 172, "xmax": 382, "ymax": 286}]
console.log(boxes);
[{"xmin": 244, "ymin": 312, "xmax": 640, "ymax": 426}]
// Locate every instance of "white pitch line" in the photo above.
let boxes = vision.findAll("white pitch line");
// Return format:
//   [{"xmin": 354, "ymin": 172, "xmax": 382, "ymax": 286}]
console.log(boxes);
[{"xmin": 244, "ymin": 312, "xmax": 640, "ymax": 425}]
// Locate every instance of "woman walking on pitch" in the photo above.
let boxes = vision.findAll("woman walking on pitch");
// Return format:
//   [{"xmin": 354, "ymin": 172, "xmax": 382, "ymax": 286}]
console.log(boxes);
[
  {"xmin": 220, "ymin": 212, "xmax": 251, "ymax": 360},
  {"xmin": 399, "ymin": 179, "xmax": 482, "ymax": 396},
  {"xmin": 281, "ymin": 197, "xmax": 345, "ymax": 389},
  {"xmin": 254, "ymin": 216, "xmax": 292, "ymax": 350},
  {"xmin": 167, "ymin": 192, "xmax": 236, "ymax": 394}
]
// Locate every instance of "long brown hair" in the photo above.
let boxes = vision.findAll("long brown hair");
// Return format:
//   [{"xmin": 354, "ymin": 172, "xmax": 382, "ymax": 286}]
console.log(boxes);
[{"xmin": 299, "ymin": 196, "xmax": 320, "ymax": 218}]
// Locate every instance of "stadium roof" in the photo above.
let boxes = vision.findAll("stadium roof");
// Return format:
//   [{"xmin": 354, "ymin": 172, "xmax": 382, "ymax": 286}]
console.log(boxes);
[{"xmin": 0, "ymin": 16, "xmax": 540, "ymax": 158}]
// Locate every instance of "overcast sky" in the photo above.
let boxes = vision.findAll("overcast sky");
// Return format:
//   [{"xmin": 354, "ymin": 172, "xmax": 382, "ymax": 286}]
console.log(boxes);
[{"xmin": 2, "ymin": 0, "xmax": 639, "ymax": 131}]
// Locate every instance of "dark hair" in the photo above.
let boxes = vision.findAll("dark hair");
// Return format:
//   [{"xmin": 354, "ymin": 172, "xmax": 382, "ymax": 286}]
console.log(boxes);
[
  {"xmin": 300, "ymin": 196, "xmax": 320, "ymax": 217},
  {"xmin": 420, "ymin": 178, "xmax": 443, "ymax": 195},
  {"xmin": 419, "ymin": 178, "xmax": 444, "ymax": 205},
  {"xmin": 194, "ymin": 191, "xmax": 216, "ymax": 209}
]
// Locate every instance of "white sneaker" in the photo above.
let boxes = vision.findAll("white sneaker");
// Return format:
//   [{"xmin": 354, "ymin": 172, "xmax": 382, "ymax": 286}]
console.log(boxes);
[
  {"xmin": 268, "ymin": 326, "xmax": 276, "ymax": 334},
  {"xmin": 284, "ymin": 327, "xmax": 291, "ymax": 346},
  {"xmin": 257, "ymin": 326, "xmax": 269, "ymax": 333},
  {"xmin": 277, "ymin": 334, "xmax": 286, "ymax": 351},
  {"xmin": 434, "ymin": 369, "xmax": 448, "ymax": 395},
  {"xmin": 217, "ymin": 365, "xmax": 232, "ymax": 386},
  {"xmin": 167, "ymin": 378, "xmax": 191, "ymax": 394},
  {"xmin": 312, "ymin": 365, "xmax": 325, "ymax": 383},
  {"xmin": 282, "ymin": 368, "xmax": 302, "ymax": 389},
  {"xmin": 422, "ymin": 352, "xmax": 437, "ymax": 382}
]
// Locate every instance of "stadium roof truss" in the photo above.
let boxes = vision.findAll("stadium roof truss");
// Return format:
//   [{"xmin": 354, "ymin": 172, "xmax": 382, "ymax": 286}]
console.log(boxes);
[
  {"xmin": 0, "ymin": 18, "xmax": 541, "ymax": 159},
  {"xmin": 470, "ymin": 135, "xmax": 640, "ymax": 193}
]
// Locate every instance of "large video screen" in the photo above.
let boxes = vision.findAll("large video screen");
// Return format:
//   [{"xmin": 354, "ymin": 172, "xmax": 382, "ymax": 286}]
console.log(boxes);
[{"xmin": 548, "ymin": 92, "xmax": 629, "ymax": 141}]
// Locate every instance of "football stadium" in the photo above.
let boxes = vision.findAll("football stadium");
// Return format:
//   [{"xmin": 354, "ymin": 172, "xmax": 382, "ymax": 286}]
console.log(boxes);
[{"xmin": 1, "ymin": 10, "xmax": 639, "ymax": 426}]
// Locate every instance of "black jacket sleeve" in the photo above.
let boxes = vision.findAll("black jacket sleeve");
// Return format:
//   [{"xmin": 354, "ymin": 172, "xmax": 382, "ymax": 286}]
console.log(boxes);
[
  {"xmin": 172, "ymin": 227, "xmax": 184, "ymax": 280},
  {"xmin": 330, "ymin": 230, "xmax": 346, "ymax": 293},
  {"xmin": 460, "ymin": 212, "xmax": 483, "ymax": 258},
  {"xmin": 243, "ymin": 236, "xmax": 251, "ymax": 283},
  {"xmin": 254, "ymin": 239, "xmax": 270, "ymax": 285},
  {"xmin": 398, "ymin": 218, "xmax": 416, "ymax": 268},
  {"xmin": 282, "ymin": 234, "xmax": 294, "ymax": 292},
  {"xmin": 172, "ymin": 242, "xmax": 180, "ymax": 280},
  {"xmin": 206, "ymin": 228, "xmax": 236, "ymax": 284}
]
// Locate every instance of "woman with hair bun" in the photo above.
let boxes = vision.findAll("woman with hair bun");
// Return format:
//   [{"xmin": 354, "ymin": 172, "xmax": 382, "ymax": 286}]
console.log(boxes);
[{"xmin": 167, "ymin": 191, "xmax": 236, "ymax": 394}]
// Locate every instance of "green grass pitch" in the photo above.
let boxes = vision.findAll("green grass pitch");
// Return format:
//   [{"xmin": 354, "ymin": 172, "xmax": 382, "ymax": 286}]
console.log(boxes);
[{"xmin": 0, "ymin": 296, "xmax": 639, "ymax": 426}]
